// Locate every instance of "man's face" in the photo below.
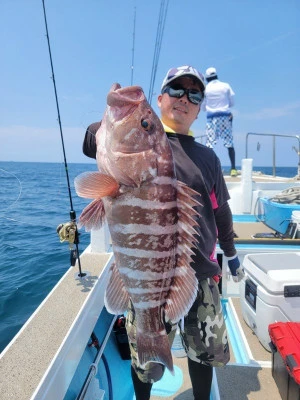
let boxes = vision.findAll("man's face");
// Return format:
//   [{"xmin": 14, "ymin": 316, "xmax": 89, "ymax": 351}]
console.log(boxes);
[{"xmin": 157, "ymin": 77, "xmax": 202, "ymax": 134}]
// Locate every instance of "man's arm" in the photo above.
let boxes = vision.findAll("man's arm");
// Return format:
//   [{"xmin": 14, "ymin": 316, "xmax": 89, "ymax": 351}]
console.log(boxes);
[
  {"xmin": 214, "ymin": 202, "xmax": 244, "ymax": 282},
  {"xmin": 214, "ymin": 201, "xmax": 236, "ymax": 256},
  {"xmin": 228, "ymin": 84, "xmax": 235, "ymax": 108}
]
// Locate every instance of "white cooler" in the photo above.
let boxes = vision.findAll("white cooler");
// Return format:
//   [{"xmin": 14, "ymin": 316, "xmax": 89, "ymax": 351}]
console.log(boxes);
[{"xmin": 240, "ymin": 252, "xmax": 300, "ymax": 351}]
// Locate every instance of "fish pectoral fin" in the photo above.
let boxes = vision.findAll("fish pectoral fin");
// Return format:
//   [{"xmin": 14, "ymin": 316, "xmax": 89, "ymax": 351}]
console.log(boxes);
[
  {"xmin": 105, "ymin": 263, "xmax": 129, "ymax": 314},
  {"xmin": 78, "ymin": 198, "xmax": 106, "ymax": 231},
  {"xmin": 74, "ymin": 171, "xmax": 119, "ymax": 199},
  {"xmin": 137, "ymin": 332, "xmax": 174, "ymax": 374},
  {"xmin": 164, "ymin": 264, "xmax": 198, "ymax": 323}
]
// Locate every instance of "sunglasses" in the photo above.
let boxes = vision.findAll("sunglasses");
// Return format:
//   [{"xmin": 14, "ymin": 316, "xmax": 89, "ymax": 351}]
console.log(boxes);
[{"xmin": 162, "ymin": 84, "xmax": 204, "ymax": 105}]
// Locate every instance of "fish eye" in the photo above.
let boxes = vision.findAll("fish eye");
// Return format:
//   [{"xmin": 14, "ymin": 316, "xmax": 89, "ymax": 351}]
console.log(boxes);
[{"xmin": 141, "ymin": 119, "xmax": 151, "ymax": 131}]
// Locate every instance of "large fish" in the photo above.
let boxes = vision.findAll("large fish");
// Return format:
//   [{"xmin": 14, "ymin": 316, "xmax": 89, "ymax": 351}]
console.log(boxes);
[{"xmin": 75, "ymin": 83, "xmax": 200, "ymax": 373}]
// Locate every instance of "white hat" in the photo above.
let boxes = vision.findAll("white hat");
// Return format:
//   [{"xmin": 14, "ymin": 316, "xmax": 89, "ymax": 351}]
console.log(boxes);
[
  {"xmin": 161, "ymin": 65, "xmax": 205, "ymax": 92},
  {"xmin": 205, "ymin": 67, "xmax": 217, "ymax": 78}
]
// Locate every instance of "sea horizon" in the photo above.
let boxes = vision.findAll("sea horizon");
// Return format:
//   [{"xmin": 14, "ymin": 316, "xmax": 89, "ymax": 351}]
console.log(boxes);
[{"xmin": 0, "ymin": 159, "xmax": 298, "ymax": 169}]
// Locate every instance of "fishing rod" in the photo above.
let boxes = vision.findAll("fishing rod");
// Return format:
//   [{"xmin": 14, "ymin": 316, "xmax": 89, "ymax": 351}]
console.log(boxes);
[
  {"xmin": 148, "ymin": 0, "xmax": 169, "ymax": 104},
  {"xmin": 41, "ymin": 0, "xmax": 86, "ymax": 278},
  {"xmin": 130, "ymin": 6, "xmax": 136, "ymax": 85}
]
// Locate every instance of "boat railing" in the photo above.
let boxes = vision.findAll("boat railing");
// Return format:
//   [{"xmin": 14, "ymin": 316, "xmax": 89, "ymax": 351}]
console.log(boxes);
[
  {"xmin": 246, "ymin": 132, "xmax": 300, "ymax": 178},
  {"xmin": 76, "ymin": 315, "xmax": 117, "ymax": 400}
]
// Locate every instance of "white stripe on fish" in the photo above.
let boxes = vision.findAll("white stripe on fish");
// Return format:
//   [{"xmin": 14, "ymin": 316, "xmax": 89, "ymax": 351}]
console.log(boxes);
[
  {"xmin": 113, "ymin": 246, "xmax": 174, "ymax": 259},
  {"xmin": 111, "ymin": 223, "xmax": 178, "ymax": 235},
  {"xmin": 118, "ymin": 267, "xmax": 175, "ymax": 280},
  {"xmin": 112, "ymin": 198, "xmax": 178, "ymax": 209}
]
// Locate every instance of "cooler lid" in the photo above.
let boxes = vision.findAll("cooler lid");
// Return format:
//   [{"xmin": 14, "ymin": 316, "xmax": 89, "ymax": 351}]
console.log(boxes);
[
  {"xmin": 243, "ymin": 252, "xmax": 300, "ymax": 293},
  {"xmin": 269, "ymin": 322, "xmax": 300, "ymax": 384}
]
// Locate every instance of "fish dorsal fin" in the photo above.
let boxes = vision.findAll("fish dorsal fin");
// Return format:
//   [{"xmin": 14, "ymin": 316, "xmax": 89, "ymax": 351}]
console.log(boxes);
[
  {"xmin": 75, "ymin": 171, "xmax": 119, "ymax": 199},
  {"xmin": 105, "ymin": 263, "xmax": 130, "ymax": 314},
  {"xmin": 177, "ymin": 180, "xmax": 202, "ymax": 208},
  {"xmin": 164, "ymin": 180, "xmax": 201, "ymax": 323}
]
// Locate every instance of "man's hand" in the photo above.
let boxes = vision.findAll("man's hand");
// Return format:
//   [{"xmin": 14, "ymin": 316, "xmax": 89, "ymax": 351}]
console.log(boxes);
[{"xmin": 227, "ymin": 255, "xmax": 244, "ymax": 282}]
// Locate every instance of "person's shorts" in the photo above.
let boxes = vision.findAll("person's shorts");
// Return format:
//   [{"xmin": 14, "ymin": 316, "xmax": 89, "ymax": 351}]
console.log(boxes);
[
  {"xmin": 206, "ymin": 115, "xmax": 233, "ymax": 148},
  {"xmin": 125, "ymin": 277, "xmax": 230, "ymax": 383}
]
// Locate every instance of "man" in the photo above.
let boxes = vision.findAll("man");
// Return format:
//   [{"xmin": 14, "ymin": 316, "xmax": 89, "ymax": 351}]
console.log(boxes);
[
  {"xmin": 202, "ymin": 67, "xmax": 237, "ymax": 177},
  {"xmin": 82, "ymin": 65, "xmax": 244, "ymax": 400}
]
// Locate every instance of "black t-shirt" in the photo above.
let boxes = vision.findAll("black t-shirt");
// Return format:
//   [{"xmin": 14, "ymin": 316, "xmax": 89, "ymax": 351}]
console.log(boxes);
[{"xmin": 166, "ymin": 133, "xmax": 230, "ymax": 279}]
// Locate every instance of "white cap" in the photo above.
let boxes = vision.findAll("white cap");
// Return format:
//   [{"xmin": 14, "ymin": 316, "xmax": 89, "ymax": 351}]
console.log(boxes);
[
  {"xmin": 161, "ymin": 65, "xmax": 205, "ymax": 92},
  {"xmin": 205, "ymin": 67, "xmax": 217, "ymax": 78}
]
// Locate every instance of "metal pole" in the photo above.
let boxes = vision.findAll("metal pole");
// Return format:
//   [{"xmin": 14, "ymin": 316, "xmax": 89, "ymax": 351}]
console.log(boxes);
[
  {"xmin": 297, "ymin": 136, "xmax": 300, "ymax": 179},
  {"xmin": 272, "ymin": 135, "xmax": 276, "ymax": 177},
  {"xmin": 76, "ymin": 316, "xmax": 117, "ymax": 400},
  {"xmin": 246, "ymin": 132, "xmax": 300, "ymax": 178},
  {"xmin": 245, "ymin": 133, "xmax": 249, "ymax": 158}
]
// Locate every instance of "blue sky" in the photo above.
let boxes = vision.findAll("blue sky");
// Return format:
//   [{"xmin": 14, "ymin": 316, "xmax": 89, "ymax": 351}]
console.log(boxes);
[{"xmin": 0, "ymin": 0, "xmax": 300, "ymax": 167}]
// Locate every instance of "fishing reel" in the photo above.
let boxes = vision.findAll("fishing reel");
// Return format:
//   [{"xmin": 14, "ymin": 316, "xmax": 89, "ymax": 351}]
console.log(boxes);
[
  {"xmin": 57, "ymin": 221, "xmax": 78, "ymax": 245},
  {"xmin": 57, "ymin": 221, "xmax": 80, "ymax": 266}
]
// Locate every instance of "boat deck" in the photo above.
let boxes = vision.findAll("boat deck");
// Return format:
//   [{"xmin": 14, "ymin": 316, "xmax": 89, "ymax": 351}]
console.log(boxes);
[
  {"xmin": 0, "ymin": 252, "xmax": 113, "ymax": 400},
  {"xmin": 214, "ymin": 297, "xmax": 281, "ymax": 400},
  {"xmin": 151, "ymin": 297, "xmax": 281, "ymax": 400},
  {"xmin": 0, "ymin": 217, "xmax": 293, "ymax": 400},
  {"xmin": 223, "ymin": 171, "xmax": 300, "ymax": 184}
]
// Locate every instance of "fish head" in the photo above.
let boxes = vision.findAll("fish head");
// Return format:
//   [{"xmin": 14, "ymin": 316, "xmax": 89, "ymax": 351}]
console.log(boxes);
[{"xmin": 96, "ymin": 83, "xmax": 174, "ymax": 187}]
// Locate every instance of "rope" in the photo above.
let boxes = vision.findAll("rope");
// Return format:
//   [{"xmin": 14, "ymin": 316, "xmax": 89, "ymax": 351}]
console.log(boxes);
[
  {"xmin": 0, "ymin": 168, "xmax": 22, "ymax": 212},
  {"xmin": 270, "ymin": 187, "xmax": 300, "ymax": 204}
]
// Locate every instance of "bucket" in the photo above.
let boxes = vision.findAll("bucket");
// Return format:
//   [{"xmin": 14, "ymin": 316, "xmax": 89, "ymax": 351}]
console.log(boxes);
[
  {"xmin": 292, "ymin": 210, "xmax": 300, "ymax": 238},
  {"xmin": 258, "ymin": 198, "xmax": 300, "ymax": 234}
]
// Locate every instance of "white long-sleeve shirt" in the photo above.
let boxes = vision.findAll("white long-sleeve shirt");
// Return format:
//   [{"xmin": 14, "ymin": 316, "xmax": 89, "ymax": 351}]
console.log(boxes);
[{"xmin": 202, "ymin": 79, "xmax": 235, "ymax": 115}]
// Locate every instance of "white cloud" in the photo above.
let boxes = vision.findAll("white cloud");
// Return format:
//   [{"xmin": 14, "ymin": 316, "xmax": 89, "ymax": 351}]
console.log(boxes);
[
  {"xmin": 241, "ymin": 101, "xmax": 300, "ymax": 120},
  {"xmin": 0, "ymin": 125, "xmax": 91, "ymax": 163}
]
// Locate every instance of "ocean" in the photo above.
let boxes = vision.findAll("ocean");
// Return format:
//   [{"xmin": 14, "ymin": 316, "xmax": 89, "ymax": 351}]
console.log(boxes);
[
  {"xmin": 0, "ymin": 161, "xmax": 97, "ymax": 352},
  {"xmin": 0, "ymin": 161, "xmax": 298, "ymax": 353}
]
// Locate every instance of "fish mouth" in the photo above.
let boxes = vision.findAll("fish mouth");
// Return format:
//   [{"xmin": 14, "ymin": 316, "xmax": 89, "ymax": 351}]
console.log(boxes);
[{"xmin": 107, "ymin": 84, "xmax": 146, "ymax": 121}]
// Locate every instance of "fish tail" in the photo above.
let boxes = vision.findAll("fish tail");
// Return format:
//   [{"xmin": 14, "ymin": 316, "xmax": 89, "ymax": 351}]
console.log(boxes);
[{"xmin": 137, "ymin": 332, "xmax": 174, "ymax": 374}]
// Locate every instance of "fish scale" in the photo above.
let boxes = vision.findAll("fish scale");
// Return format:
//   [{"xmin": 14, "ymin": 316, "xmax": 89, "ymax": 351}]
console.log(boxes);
[{"xmin": 74, "ymin": 83, "xmax": 201, "ymax": 372}]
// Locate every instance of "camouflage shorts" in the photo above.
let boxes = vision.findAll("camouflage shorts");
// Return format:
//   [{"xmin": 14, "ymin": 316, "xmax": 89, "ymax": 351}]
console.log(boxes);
[{"xmin": 125, "ymin": 277, "xmax": 230, "ymax": 383}]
